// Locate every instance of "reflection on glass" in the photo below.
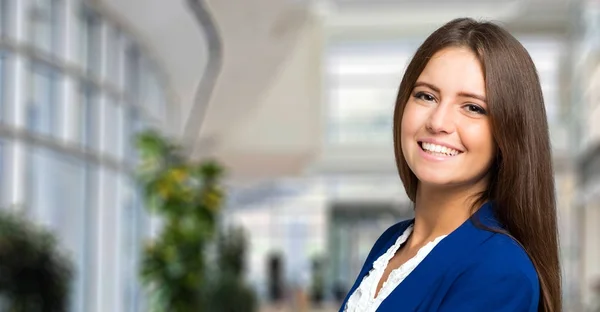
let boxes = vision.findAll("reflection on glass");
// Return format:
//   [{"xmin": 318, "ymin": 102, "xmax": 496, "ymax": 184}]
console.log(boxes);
[
  {"xmin": 82, "ymin": 164, "xmax": 98, "ymax": 312},
  {"xmin": 120, "ymin": 175, "xmax": 145, "ymax": 312},
  {"xmin": 2, "ymin": 1, "xmax": 169, "ymax": 310},
  {"xmin": 108, "ymin": 26, "xmax": 122, "ymax": 87},
  {"xmin": 79, "ymin": 6, "xmax": 101, "ymax": 76},
  {"xmin": 125, "ymin": 107, "xmax": 142, "ymax": 163},
  {"xmin": 0, "ymin": 0, "xmax": 8, "ymax": 36},
  {"xmin": 28, "ymin": 63, "xmax": 58, "ymax": 136},
  {"xmin": 125, "ymin": 44, "xmax": 140, "ymax": 101},
  {"xmin": 29, "ymin": 0, "xmax": 59, "ymax": 53},
  {"xmin": 26, "ymin": 147, "xmax": 86, "ymax": 311},
  {"xmin": 79, "ymin": 84, "xmax": 98, "ymax": 149},
  {"xmin": 100, "ymin": 168, "xmax": 119, "ymax": 311},
  {"xmin": 103, "ymin": 97, "xmax": 121, "ymax": 159},
  {"xmin": 0, "ymin": 53, "xmax": 5, "ymax": 121}
]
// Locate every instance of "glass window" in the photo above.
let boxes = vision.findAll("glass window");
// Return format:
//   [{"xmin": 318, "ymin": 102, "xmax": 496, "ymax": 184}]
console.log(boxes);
[
  {"xmin": 79, "ymin": 6, "xmax": 101, "ymax": 76},
  {"xmin": 328, "ymin": 87, "xmax": 396, "ymax": 144},
  {"xmin": 141, "ymin": 66, "xmax": 166, "ymax": 120},
  {"xmin": 118, "ymin": 104, "xmax": 127, "ymax": 159},
  {"xmin": 0, "ymin": 0, "xmax": 9, "ymax": 37},
  {"xmin": 125, "ymin": 107, "xmax": 142, "ymax": 163},
  {"xmin": 28, "ymin": 63, "xmax": 59, "ymax": 137},
  {"xmin": 28, "ymin": 0, "xmax": 60, "ymax": 54},
  {"xmin": 79, "ymin": 84, "xmax": 99, "ymax": 149},
  {"xmin": 82, "ymin": 163, "xmax": 98, "ymax": 311},
  {"xmin": 519, "ymin": 38, "xmax": 562, "ymax": 122},
  {"xmin": 120, "ymin": 175, "xmax": 145, "ymax": 312},
  {"xmin": 0, "ymin": 53, "xmax": 5, "ymax": 122},
  {"xmin": 519, "ymin": 38, "xmax": 565, "ymax": 151},
  {"xmin": 99, "ymin": 168, "xmax": 119, "ymax": 311},
  {"xmin": 103, "ymin": 97, "xmax": 121, "ymax": 159},
  {"xmin": 125, "ymin": 43, "xmax": 140, "ymax": 102},
  {"xmin": 26, "ymin": 147, "xmax": 86, "ymax": 310},
  {"xmin": 107, "ymin": 26, "xmax": 122, "ymax": 87},
  {"xmin": 326, "ymin": 42, "xmax": 415, "ymax": 145}
]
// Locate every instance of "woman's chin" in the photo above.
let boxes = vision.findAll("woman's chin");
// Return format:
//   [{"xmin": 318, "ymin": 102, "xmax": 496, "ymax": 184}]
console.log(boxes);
[
  {"xmin": 417, "ymin": 179, "xmax": 455, "ymax": 189},
  {"xmin": 413, "ymin": 169, "xmax": 457, "ymax": 187}
]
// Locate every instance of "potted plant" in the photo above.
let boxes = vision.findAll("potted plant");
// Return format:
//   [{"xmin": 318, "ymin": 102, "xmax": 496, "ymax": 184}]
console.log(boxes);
[
  {"xmin": 204, "ymin": 227, "xmax": 258, "ymax": 312},
  {"xmin": 0, "ymin": 210, "xmax": 73, "ymax": 312},
  {"xmin": 136, "ymin": 130, "xmax": 225, "ymax": 311}
]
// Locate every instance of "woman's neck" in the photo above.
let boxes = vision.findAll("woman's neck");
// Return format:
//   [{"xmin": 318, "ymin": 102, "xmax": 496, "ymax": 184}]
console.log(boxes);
[{"xmin": 407, "ymin": 181, "xmax": 487, "ymax": 248}]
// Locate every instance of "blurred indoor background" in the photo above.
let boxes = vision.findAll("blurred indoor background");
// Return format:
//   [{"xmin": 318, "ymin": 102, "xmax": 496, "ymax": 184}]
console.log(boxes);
[{"xmin": 0, "ymin": 0, "xmax": 599, "ymax": 311}]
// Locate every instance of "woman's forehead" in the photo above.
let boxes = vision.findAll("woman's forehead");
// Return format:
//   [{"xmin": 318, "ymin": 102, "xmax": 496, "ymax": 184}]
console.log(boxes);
[{"xmin": 416, "ymin": 47, "xmax": 486, "ymax": 97}]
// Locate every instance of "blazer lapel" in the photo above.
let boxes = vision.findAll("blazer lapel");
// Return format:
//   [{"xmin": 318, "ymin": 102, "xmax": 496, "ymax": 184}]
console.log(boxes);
[
  {"xmin": 377, "ymin": 202, "xmax": 497, "ymax": 311},
  {"xmin": 338, "ymin": 220, "xmax": 414, "ymax": 312}
]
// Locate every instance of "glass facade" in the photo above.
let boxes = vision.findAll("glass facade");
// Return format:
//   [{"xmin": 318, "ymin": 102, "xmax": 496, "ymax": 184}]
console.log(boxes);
[
  {"xmin": 79, "ymin": 83, "xmax": 99, "ymax": 149},
  {"xmin": 28, "ymin": 0, "xmax": 61, "ymax": 55},
  {"xmin": 79, "ymin": 6, "xmax": 101, "ymax": 77},
  {"xmin": 0, "ymin": 0, "xmax": 169, "ymax": 311},
  {"xmin": 25, "ymin": 148, "xmax": 87, "ymax": 310},
  {"xmin": 0, "ymin": 52, "xmax": 5, "ymax": 121},
  {"xmin": 0, "ymin": 0, "xmax": 8, "ymax": 37},
  {"xmin": 125, "ymin": 43, "xmax": 141, "ymax": 106},
  {"xmin": 28, "ymin": 62, "xmax": 59, "ymax": 136}
]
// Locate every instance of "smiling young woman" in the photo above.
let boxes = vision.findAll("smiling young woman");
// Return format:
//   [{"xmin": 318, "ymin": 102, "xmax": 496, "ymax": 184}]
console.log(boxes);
[{"xmin": 339, "ymin": 18, "xmax": 561, "ymax": 312}]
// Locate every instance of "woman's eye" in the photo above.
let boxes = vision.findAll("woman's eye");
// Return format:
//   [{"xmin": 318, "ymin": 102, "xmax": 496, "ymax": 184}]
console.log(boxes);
[
  {"xmin": 415, "ymin": 92, "xmax": 435, "ymax": 102},
  {"xmin": 465, "ymin": 104, "xmax": 487, "ymax": 115}
]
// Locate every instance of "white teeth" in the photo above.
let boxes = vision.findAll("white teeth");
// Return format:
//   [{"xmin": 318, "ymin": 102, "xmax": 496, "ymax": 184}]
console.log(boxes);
[{"xmin": 421, "ymin": 142, "xmax": 460, "ymax": 156}]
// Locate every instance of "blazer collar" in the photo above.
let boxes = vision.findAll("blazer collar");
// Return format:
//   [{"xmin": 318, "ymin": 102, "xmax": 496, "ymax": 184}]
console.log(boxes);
[
  {"xmin": 340, "ymin": 202, "xmax": 499, "ymax": 312},
  {"xmin": 377, "ymin": 201, "xmax": 498, "ymax": 311}
]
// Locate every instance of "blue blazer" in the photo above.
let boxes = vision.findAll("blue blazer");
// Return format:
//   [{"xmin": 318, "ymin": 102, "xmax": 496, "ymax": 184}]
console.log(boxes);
[{"xmin": 339, "ymin": 202, "xmax": 540, "ymax": 312}]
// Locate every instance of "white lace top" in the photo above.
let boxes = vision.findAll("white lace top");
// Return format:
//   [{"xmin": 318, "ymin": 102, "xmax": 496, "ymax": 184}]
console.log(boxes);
[{"xmin": 344, "ymin": 225, "xmax": 447, "ymax": 312}]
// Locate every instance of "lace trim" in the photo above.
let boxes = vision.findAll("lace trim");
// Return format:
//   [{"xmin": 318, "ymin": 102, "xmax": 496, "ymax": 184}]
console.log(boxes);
[{"xmin": 344, "ymin": 225, "xmax": 447, "ymax": 312}]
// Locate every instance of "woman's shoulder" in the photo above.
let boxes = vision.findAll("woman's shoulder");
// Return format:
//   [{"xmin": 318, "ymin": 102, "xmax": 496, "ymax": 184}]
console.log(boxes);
[
  {"xmin": 467, "ymin": 203, "xmax": 539, "ymax": 285},
  {"xmin": 436, "ymin": 232, "xmax": 540, "ymax": 311},
  {"xmin": 470, "ymin": 232, "xmax": 539, "ymax": 286}
]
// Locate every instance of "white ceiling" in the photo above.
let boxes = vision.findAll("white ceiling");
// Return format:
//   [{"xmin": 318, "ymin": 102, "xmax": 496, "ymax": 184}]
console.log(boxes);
[
  {"xmin": 194, "ymin": 0, "xmax": 311, "ymax": 149},
  {"xmin": 97, "ymin": 0, "xmax": 573, "ymax": 181},
  {"xmin": 99, "ymin": 0, "xmax": 209, "ymax": 137}
]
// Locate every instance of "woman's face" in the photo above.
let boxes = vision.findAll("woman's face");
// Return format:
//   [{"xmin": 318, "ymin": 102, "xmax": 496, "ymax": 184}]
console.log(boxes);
[{"xmin": 400, "ymin": 47, "xmax": 495, "ymax": 190}]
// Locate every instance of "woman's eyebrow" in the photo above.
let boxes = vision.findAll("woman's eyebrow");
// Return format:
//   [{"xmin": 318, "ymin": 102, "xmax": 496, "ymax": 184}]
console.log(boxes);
[
  {"xmin": 458, "ymin": 91, "xmax": 487, "ymax": 103},
  {"xmin": 414, "ymin": 81, "xmax": 439, "ymax": 93},
  {"xmin": 414, "ymin": 81, "xmax": 486, "ymax": 103}
]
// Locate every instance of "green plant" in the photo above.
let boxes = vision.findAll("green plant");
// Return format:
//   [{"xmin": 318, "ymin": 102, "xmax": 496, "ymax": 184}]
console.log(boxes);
[
  {"xmin": 136, "ymin": 130, "xmax": 225, "ymax": 312},
  {"xmin": 217, "ymin": 227, "xmax": 247, "ymax": 276},
  {"xmin": 0, "ymin": 210, "xmax": 73, "ymax": 312},
  {"xmin": 204, "ymin": 227, "xmax": 258, "ymax": 312}
]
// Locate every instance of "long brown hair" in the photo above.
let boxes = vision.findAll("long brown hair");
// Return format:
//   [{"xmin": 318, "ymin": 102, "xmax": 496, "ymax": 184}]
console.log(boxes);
[{"xmin": 392, "ymin": 18, "xmax": 561, "ymax": 311}]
